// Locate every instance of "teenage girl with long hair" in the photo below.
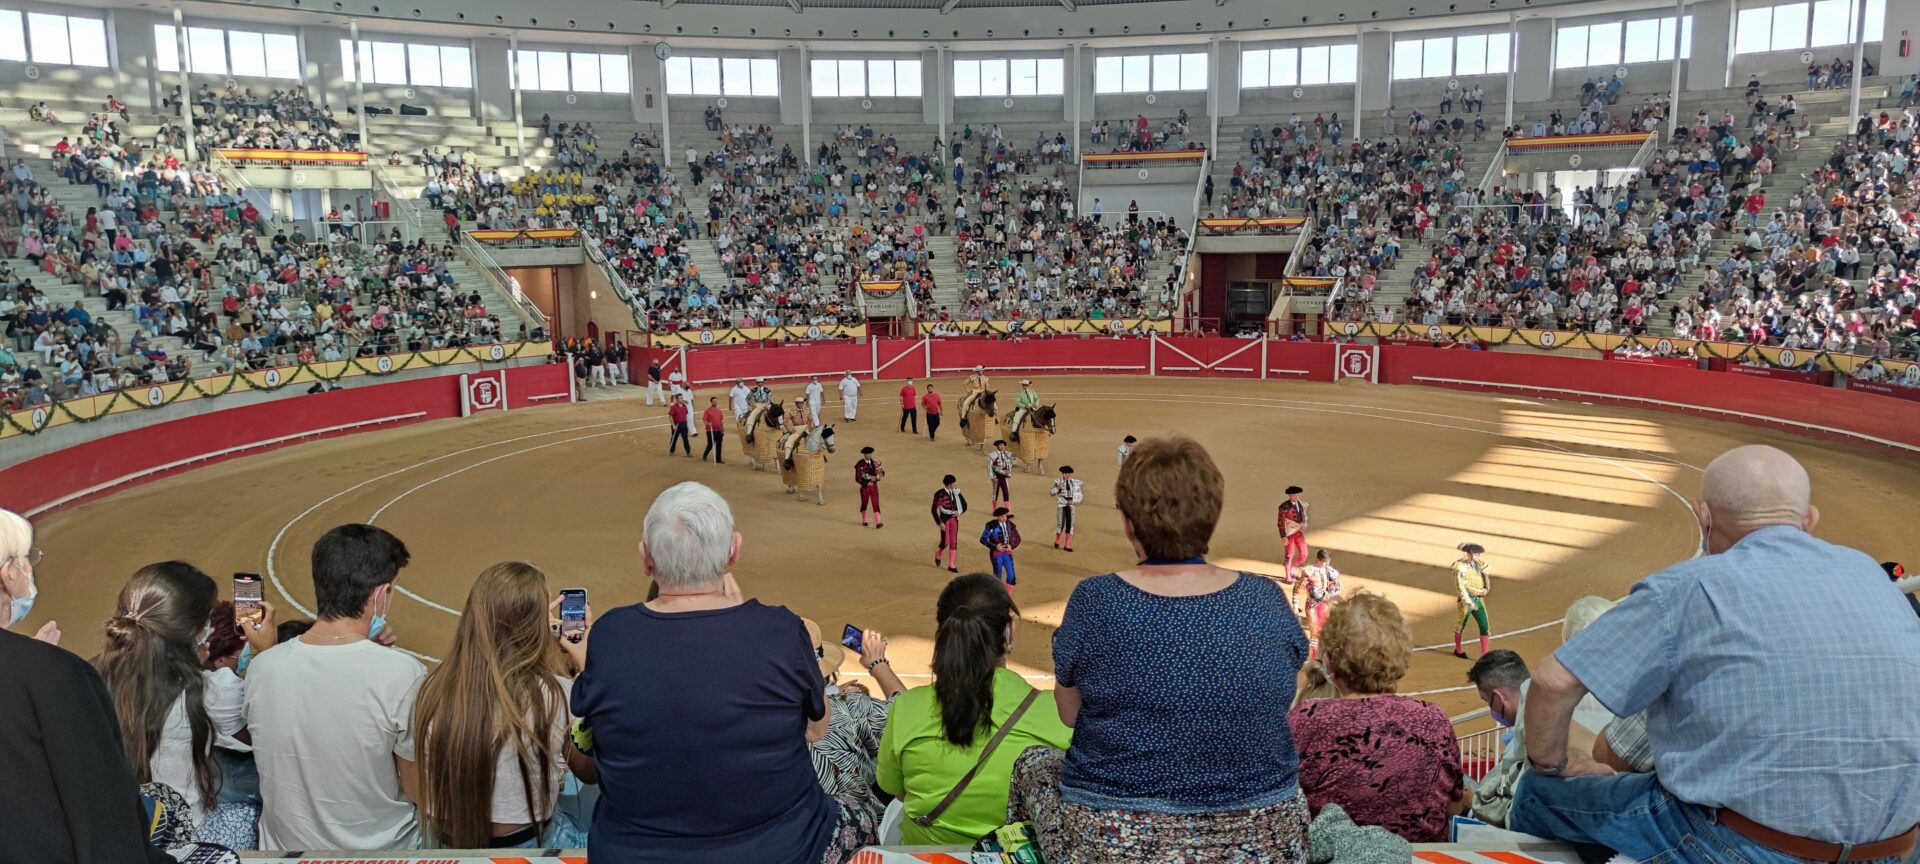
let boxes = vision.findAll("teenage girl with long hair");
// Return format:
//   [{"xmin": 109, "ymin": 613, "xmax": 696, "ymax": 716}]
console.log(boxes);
[
  {"xmin": 91, "ymin": 561, "xmax": 258, "ymax": 847},
  {"xmin": 413, "ymin": 562, "xmax": 584, "ymax": 848},
  {"xmin": 876, "ymin": 572, "xmax": 1074, "ymax": 846}
]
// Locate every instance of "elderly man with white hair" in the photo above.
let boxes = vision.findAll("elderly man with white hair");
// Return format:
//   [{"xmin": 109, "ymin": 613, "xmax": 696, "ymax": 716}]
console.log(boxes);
[
  {"xmin": 1512, "ymin": 445, "xmax": 1920, "ymax": 864},
  {"xmin": 568, "ymin": 482, "xmax": 877, "ymax": 863}
]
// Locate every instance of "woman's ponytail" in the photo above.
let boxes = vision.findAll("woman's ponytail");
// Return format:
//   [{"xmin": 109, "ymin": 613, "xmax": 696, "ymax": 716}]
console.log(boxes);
[{"xmin": 931, "ymin": 572, "xmax": 1016, "ymax": 747}]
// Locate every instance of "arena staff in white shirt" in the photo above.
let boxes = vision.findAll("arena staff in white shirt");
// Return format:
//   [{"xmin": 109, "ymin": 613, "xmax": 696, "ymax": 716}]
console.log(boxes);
[
  {"xmin": 245, "ymin": 524, "xmax": 426, "ymax": 852},
  {"xmin": 668, "ymin": 369, "xmax": 687, "ymax": 401},
  {"xmin": 806, "ymin": 377, "xmax": 824, "ymax": 420},
  {"xmin": 730, "ymin": 380, "xmax": 752, "ymax": 419},
  {"xmin": 838, "ymin": 371, "xmax": 861, "ymax": 421}
]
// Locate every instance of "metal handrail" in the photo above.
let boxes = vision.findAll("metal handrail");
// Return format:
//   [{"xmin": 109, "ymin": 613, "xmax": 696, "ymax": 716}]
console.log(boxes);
[
  {"xmin": 1627, "ymin": 131, "xmax": 1661, "ymax": 174},
  {"xmin": 208, "ymin": 150, "xmax": 286, "ymax": 235},
  {"xmin": 458, "ymin": 230, "xmax": 549, "ymax": 329},
  {"xmin": 579, "ymin": 225, "xmax": 654, "ymax": 330},
  {"xmin": 372, "ymin": 164, "xmax": 425, "ymax": 241},
  {"xmin": 1477, "ymin": 140, "xmax": 1509, "ymax": 196}
]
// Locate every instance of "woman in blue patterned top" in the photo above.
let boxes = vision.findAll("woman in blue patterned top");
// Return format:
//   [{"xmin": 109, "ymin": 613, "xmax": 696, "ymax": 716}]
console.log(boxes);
[{"xmin": 1010, "ymin": 436, "xmax": 1311, "ymax": 863}]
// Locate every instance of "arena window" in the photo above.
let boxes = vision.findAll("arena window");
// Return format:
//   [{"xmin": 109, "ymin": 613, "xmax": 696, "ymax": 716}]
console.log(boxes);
[
  {"xmin": 156, "ymin": 25, "xmax": 301, "ymax": 79},
  {"xmin": 1391, "ymin": 32, "xmax": 1509, "ymax": 81},
  {"xmin": 1246, "ymin": 43, "xmax": 1359, "ymax": 87},
  {"xmin": 1557, "ymin": 16, "xmax": 1691, "ymax": 68},
  {"xmin": 345, "ymin": 39, "xmax": 473, "ymax": 88},
  {"xmin": 16, "ymin": 10, "xmax": 107, "ymax": 67},
  {"xmin": 515, "ymin": 49, "xmax": 626, "ymax": 93},
  {"xmin": 665, "ymin": 54, "xmax": 777, "ymax": 97},
  {"xmin": 1094, "ymin": 51, "xmax": 1206, "ymax": 94},
  {"xmin": 811, "ymin": 58, "xmax": 922, "ymax": 99},
  {"xmin": 952, "ymin": 57, "xmax": 1064, "ymax": 98},
  {"xmin": 1734, "ymin": 0, "xmax": 1880, "ymax": 54}
]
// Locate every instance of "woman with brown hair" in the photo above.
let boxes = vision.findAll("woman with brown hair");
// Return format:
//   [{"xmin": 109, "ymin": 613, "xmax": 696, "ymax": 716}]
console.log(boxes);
[
  {"xmin": 91, "ymin": 561, "xmax": 259, "ymax": 847},
  {"xmin": 1289, "ymin": 591, "xmax": 1466, "ymax": 841},
  {"xmin": 1011, "ymin": 435, "xmax": 1312, "ymax": 863},
  {"xmin": 413, "ymin": 561, "xmax": 586, "ymax": 848}
]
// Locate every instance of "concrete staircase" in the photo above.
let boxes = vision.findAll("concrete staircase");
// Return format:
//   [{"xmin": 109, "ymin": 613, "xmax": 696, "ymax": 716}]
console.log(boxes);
[{"xmin": 920, "ymin": 233, "xmax": 964, "ymax": 316}]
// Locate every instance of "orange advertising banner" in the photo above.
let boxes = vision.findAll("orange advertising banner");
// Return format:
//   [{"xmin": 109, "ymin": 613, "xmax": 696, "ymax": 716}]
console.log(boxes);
[
  {"xmin": 1197, "ymin": 216, "xmax": 1307, "ymax": 231},
  {"xmin": 860, "ymin": 281, "xmax": 904, "ymax": 294},
  {"xmin": 469, "ymin": 228, "xmax": 582, "ymax": 242},
  {"xmin": 215, "ymin": 148, "xmax": 369, "ymax": 164},
  {"xmin": 1082, "ymin": 149, "xmax": 1208, "ymax": 165},
  {"xmin": 1504, "ymin": 132, "xmax": 1651, "ymax": 150}
]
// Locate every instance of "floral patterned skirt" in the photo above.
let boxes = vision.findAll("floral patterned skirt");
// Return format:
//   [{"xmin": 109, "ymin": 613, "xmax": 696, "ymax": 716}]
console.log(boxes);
[
  {"xmin": 1007, "ymin": 747, "xmax": 1311, "ymax": 864},
  {"xmin": 819, "ymin": 792, "xmax": 884, "ymax": 864}
]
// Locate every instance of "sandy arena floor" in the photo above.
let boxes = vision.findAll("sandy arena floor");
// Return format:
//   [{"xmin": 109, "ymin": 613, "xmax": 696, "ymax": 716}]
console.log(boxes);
[{"xmin": 29, "ymin": 375, "xmax": 1920, "ymax": 716}]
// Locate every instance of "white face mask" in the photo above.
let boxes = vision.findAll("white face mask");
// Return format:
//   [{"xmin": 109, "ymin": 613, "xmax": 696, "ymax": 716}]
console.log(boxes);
[{"xmin": 6, "ymin": 560, "xmax": 37, "ymax": 628}]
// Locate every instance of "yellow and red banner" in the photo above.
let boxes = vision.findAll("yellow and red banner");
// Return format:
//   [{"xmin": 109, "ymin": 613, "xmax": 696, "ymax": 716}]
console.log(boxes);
[
  {"xmin": 1198, "ymin": 216, "xmax": 1307, "ymax": 231},
  {"xmin": 1505, "ymin": 132, "xmax": 1651, "ymax": 150},
  {"xmin": 214, "ymin": 148, "xmax": 369, "ymax": 164},
  {"xmin": 1083, "ymin": 149, "xmax": 1207, "ymax": 165},
  {"xmin": 469, "ymin": 228, "xmax": 581, "ymax": 242},
  {"xmin": 1283, "ymin": 276, "xmax": 1336, "ymax": 288},
  {"xmin": 860, "ymin": 281, "xmax": 904, "ymax": 294}
]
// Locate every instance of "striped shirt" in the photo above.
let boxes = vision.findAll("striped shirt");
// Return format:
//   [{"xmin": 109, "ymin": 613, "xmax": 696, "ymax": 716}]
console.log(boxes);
[{"xmin": 1555, "ymin": 526, "xmax": 1920, "ymax": 843}]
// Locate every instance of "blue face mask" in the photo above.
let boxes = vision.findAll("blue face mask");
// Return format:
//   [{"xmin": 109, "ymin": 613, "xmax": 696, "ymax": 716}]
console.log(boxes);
[
  {"xmin": 236, "ymin": 642, "xmax": 254, "ymax": 674},
  {"xmin": 1491, "ymin": 706, "xmax": 1512, "ymax": 728},
  {"xmin": 368, "ymin": 588, "xmax": 389, "ymax": 641},
  {"xmin": 7, "ymin": 568, "xmax": 36, "ymax": 629}
]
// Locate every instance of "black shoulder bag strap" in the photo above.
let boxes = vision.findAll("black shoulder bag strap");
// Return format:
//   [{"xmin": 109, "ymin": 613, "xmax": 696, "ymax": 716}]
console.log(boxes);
[{"xmin": 912, "ymin": 687, "xmax": 1041, "ymax": 828}]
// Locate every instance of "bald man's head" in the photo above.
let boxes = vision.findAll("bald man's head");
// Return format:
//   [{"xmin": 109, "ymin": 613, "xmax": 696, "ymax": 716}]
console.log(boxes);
[{"xmin": 1696, "ymin": 445, "xmax": 1818, "ymax": 553}]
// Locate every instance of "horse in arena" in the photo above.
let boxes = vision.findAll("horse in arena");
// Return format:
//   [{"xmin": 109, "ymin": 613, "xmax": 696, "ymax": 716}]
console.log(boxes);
[
  {"xmin": 739, "ymin": 403, "xmax": 784, "ymax": 471},
  {"xmin": 1006, "ymin": 404, "xmax": 1057, "ymax": 474},
  {"xmin": 959, "ymin": 389, "xmax": 1001, "ymax": 451},
  {"xmin": 780, "ymin": 424, "xmax": 836, "ymax": 504}
]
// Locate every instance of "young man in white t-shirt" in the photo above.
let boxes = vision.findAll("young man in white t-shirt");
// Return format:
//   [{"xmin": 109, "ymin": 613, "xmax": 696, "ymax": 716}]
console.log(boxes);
[{"xmin": 244, "ymin": 523, "xmax": 426, "ymax": 852}]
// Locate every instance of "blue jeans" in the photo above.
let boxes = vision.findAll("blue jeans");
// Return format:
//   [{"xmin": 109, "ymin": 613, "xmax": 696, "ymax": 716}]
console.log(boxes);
[{"xmin": 1510, "ymin": 771, "xmax": 1912, "ymax": 864}]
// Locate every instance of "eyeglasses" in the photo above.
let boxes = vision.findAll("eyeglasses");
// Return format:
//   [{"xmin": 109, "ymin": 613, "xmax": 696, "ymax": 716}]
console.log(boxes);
[{"xmin": 14, "ymin": 548, "xmax": 43, "ymax": 566}]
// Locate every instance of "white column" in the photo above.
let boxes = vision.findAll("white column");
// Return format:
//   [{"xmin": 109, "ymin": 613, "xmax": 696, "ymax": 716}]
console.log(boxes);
[
  {"xmin": 936, "ymin": 46, "xmax": 947, "ymax": 159},
  {"xmin": 510, "ymin": 34, "xmax": 527, "ymax": 173},
  {"xmin": 1071, "ymin": 45, "xmax": 1082, "ymax": 158},
  {"xmin": 172, "ymin": 2, "xmax": 196, "ymax": 161},
  {"xmin": 1504, "ymin": 12, "xmax": 1518, "ymax": 130},
  {"xmin": 349, "ymin": 20, "xmax": 368, "ymax": 154},
  {"xmin": 800, "ymin": 45, "xmax": 812, "ymax": 165},
  {"xmin": 1208, "ymin": 37, "xmax": 1221, "ymax": 154},
  {"xmin": 657, "ymin": 52, "xmax": 671, "ymax": 171},
  {"xmin": 1353, "ymin": 26, "xmax": 1364, "ymax": 138},
  {"xmin": 1669, "ymin": 0, "xmax": 1684, "ymax": 137},
  {"xmin": 1848, "ymin": 0, "xmax": 1867, "ymax": 125}
]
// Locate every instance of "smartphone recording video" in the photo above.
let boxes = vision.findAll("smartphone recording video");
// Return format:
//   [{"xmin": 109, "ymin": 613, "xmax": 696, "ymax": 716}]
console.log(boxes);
[
  {"xmin": 559, "ymin": 589, "xmax": 588, "ymax": 643},
  {"xmin": 840, "ymin": 624, "xmax": 864, "ymax": 654},
  {"xmin": 233, "ymin": 573, "xmax": 264, "ymax": 627}
]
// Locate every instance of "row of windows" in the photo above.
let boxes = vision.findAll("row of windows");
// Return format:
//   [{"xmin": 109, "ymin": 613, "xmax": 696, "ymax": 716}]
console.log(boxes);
[
  {"xmin": 156, "ymin": 25, "xmax": 300, "ymax": 79},
  {"xmin": 1391, "ymin": 32, "xmax": 1511, "ymax": 81},
  {"xmin": 664, "ymin": 55, "xmax": 780, "ymax": 97},
  {"xmin": 811, "ymin": 58, "xmax": 923, "ymax": 98},
  {"xmin": 1095, "ymin": 53, "xmax": 1207, "ymax": 94},
  {"xmin": 340, "ymin": 40, "xmax": 474, "ymax": 88},
  {"xmin": 0, "ymin": 10, "xmax": 107, "ymax": 66},
  {"xmin": 517, "ymin": 50, "xmax": 629, "ymax": 94},
  {"xmin": 953, "ymin": 58, "xmax": 1065, "ymax": 97},
  {"xmin": 1556, "ymin": 17, "xmax": 1693, "ymax": 69},
  {"xmin": 1734, "ymin": 0, "xmax": 1885, "ymax": 55},
  {"xmin": 1240, "ymin": 45, "xmax": 1360, "ymax": 88}
]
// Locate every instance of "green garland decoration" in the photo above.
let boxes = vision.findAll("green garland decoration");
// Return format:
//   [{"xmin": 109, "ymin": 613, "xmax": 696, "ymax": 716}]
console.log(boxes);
[{"xmin": 2, "ymin": 341, "xmax": 546, "ymax": 437}]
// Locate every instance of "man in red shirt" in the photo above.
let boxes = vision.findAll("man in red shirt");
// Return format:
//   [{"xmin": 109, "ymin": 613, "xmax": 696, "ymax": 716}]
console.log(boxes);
[
  {"xmin": 922, "ymin": 383, "xmax": 944, "ymax": 441},
  {"xmin": 700, "ymin": 396, "xmax": 726, "ymax": 463},
  {"xmin": 667, "ymin": 394, "xmax": 693, "ymax": 457},
  {"xmin": 898, "ymin": 378, "xmax": 919, "ymax": 434}
]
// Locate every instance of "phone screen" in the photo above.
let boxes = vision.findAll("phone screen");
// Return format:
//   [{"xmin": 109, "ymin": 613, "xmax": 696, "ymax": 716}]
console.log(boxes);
[
  {"xmin": 559, "ymin": 589, "xmax": 588, "ymax": 643},
  {"xmin": 840, "ymin": 624, "xmax": 863, "ymax": 654},
  {"xmin": 233, "ymin": 573, "xmax": 264, "ymax": 626}
]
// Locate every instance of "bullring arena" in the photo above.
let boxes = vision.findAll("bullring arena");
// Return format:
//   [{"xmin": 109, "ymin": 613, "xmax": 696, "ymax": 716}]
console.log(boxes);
[
  {"xmin": 14, "ymin": 334, "xmax": 1920, "ymax": 716},
  {"xmin": 7, "ymin": 3, "xmax": 1920, "ymax": 857}
]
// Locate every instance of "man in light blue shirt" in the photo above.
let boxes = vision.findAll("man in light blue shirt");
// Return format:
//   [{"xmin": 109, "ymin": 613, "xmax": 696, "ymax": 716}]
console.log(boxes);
[{"xmin": 1514, "ymin": 445, "xmax": 1920, "ymax": 863}]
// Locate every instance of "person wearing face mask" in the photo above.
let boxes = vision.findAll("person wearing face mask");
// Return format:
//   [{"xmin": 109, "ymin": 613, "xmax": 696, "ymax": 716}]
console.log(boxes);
[
  {"xmin": 0, "ymin": 507, "xmax": 179, "ymax": 863},
  {"xmin": 1464, "ymin": 650, "xmax": 1532, "ymax": 827},
  {"xmin": 93, "ymin": 562, "xmax": 260, "ymax": 848},
  {"xmin": 243, "ymin": 523, "xmax": 425, "ymax": 851}
]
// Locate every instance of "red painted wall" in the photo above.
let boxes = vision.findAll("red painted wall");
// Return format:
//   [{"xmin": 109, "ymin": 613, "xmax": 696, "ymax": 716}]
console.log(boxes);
[
  {"xmin": 1380, "ymin": 346, "xmax": 1920, "ymax": 451},
  {"xmin": 0, "ymin": 363, "xmax": 572, "ymax": 517}
]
